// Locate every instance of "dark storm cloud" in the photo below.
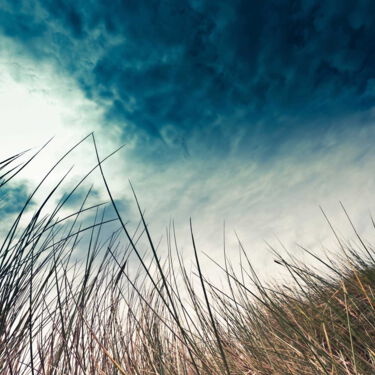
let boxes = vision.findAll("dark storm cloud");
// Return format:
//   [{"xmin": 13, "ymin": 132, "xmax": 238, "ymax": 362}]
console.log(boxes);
[
  {"xmin": 59, "ymin": 187, "xmax": 100, "ymax": 209},
  {"xmin": 0, "ymin": 184, "xmax": 33, "ymax": 215},
  {"xmin": 58, "ymin": 188, "xmax": 131, "ymax": 219},
  {"xmin": 1, "ymin": 0, "xmax": 374, "ymax": 160}
]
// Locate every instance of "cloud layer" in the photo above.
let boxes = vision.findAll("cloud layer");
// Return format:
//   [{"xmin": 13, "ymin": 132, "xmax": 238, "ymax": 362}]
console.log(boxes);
[{"xmin": 1, "ymin": 0, "xmax": 374, "ymax": 162}]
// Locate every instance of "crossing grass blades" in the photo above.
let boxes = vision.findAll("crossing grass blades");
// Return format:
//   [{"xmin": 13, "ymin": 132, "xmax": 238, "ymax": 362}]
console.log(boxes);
[{"xmin": 0, "ymin": 135, "xmax": 374, "ymax": 374}]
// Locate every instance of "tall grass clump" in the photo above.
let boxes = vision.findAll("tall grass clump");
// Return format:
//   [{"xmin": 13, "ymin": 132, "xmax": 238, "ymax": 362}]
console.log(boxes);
[{"xmin": 0, "ymin": 136, "xmax": 374, "ymax": 374}]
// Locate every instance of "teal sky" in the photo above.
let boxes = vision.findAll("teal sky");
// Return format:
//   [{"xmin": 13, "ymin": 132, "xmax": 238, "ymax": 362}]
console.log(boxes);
[{"xmin": 1, "ymin": 1, "xmax": 375, "ymax": 277}]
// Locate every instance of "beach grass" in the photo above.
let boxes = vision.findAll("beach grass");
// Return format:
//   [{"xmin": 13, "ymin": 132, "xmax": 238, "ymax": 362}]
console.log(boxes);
[{"xmin": 0, "ymin": 138, "xmax": 374, "ymax": 374}]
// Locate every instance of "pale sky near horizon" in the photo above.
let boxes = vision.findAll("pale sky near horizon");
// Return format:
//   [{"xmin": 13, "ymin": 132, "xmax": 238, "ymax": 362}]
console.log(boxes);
[{"xmin": 1, "ymin": 1, "xmax": 375, "ymax": 282}]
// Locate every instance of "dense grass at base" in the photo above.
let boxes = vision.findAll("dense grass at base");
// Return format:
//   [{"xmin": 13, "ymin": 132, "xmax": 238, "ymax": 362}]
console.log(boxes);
[{"xmin": 0, "ymin": 139, "xmax": 374, "ymax": 374}]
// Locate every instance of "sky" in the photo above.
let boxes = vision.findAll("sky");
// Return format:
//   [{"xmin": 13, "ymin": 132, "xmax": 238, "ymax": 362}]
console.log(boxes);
[{"xmin": 1, "ymin": 0, "xmax": 375, "ymax": 280}]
